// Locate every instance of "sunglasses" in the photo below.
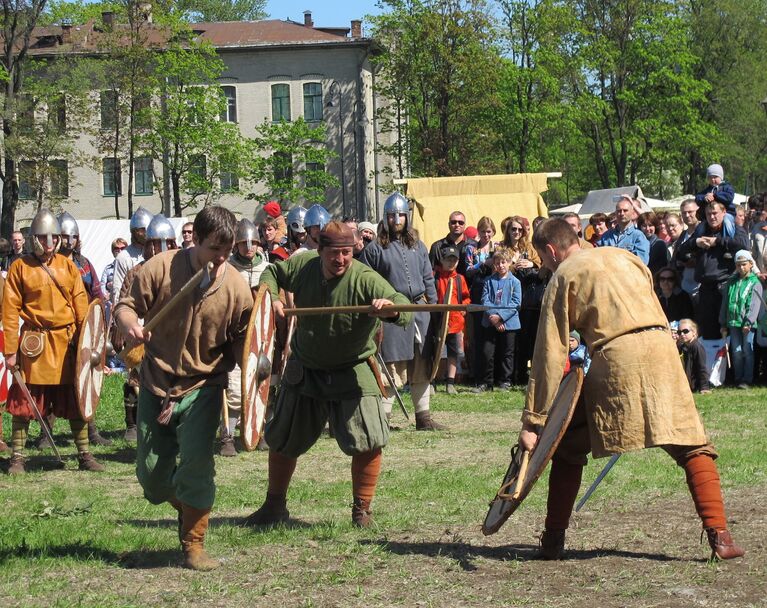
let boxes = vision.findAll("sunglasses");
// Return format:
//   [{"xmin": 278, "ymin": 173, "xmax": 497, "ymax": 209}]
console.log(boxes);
[
  {"xmin": 112, "ymin": 246, "xmax": 126, "ymax": 252},
  {"xmin": 509, "ymin": 227, "xmax": 523, "ymax": 233},
  {"xmin": 679, "ymin": 329, "xmax": 691, "ymax": 335},
  {"xmin": 450, "ymin": 220, "xmax": 465, "ymax": 225},
  {"xmin": 182, "ymin": 230, "xmax": 193, "ymax": 234}
]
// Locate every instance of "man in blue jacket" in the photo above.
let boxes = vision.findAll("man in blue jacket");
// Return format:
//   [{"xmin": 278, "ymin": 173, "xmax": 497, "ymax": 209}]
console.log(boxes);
[{"xmin": 597, "ymin": 196, "xmax": 649, "ymax": 264}]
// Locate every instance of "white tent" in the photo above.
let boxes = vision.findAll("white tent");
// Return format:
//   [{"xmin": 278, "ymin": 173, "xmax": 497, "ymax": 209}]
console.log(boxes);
[{"xmin": 549, "ymin": 203, "xmax": 583, "ymax": 216}]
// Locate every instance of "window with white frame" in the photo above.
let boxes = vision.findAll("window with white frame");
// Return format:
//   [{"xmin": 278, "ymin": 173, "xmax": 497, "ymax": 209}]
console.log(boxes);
[
  {"xmin": 220, "ymin": 86, "xmax": 237, "ymax": 123},
  {"xmin": 134, "ymin": 157, "xmax": 153, "ymax": 195},
  {"xmin": 103, "ymin": 157, "xmax": 122, "ymax": 195},
  {"xmin": 271, "ymin": 84, "xmax": 291, "ymax": 122}
]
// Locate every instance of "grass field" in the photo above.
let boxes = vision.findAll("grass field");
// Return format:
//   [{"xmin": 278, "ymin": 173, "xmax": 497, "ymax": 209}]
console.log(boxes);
[{"xmin": 1, "ymin": 376, "xmax": 765, "ymax": 608}]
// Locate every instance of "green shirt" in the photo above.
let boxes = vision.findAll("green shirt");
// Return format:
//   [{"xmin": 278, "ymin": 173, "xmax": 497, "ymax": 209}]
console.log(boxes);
[{"xmin": 260, "ymin": 252, "xmax": 412, "ymax": 398}]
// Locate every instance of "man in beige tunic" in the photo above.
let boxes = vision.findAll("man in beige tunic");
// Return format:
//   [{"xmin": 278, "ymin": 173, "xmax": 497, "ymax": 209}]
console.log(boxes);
[
  {"xmin": 114, "ymin": 206, "xmax": 252, "ymax": 571},
  {"xmin": 518, "ymin": 218, "xmax": 744, "ymax": 561}
]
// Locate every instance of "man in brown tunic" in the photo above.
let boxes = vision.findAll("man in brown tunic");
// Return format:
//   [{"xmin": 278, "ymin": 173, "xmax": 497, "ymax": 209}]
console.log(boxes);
[
  {"xmin": 3, "ymin": 209, "xmax": 104, "ymax": 474},
  {"xmin": 518, "ymin": 218, "xmax": 744, "ymax": 561},
  {"xmin": 114, "ymin": 206, "xmax": 252, "ymax": 571}
]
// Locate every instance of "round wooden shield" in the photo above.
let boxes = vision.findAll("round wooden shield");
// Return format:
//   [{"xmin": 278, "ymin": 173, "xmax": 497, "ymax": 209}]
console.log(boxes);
[
  {"xmin": 241, "ymin": 284, "xmax": 276, "ymax": 452},
  {"xmin": 482, "ymin": 367, "xmax": 583, "ymax": 536},
  {"xmin": 430, "ymin": 278, "xmax": 454, "ymax": 381},
  {"xmin": 75, "ymin": 299, "xmax": 107, "ymax": 422},
  {"xmin": 0, "ymin": 326, "xmax": 13, "ymax": 402}
]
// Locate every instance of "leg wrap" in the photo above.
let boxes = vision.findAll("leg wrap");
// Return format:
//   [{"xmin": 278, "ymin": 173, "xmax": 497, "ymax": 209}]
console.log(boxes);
[
  {"xmin": 267, "ymin": 450, "xmax": 298, "ymax": 498},
  {"xmin": 11, "ymin": 417, "xmax": 29, "ymax": 453},
  {"xmin": 545, "ymin": 457, "xmax": 584, "ymax": 531},
  {"xmin": 351, "ymin": 449, "xmax": 382, "ymax": 504},
  {"xmin": 69, "ymin": 419, "xmax": 89, "ymax": 454},
  {"xmin": 410, "ymin": 382, "xmax": 430, "ymax": 414},
  {"xmin": 683, "ymin": 453, "xmax": 727, "ymax": 531}
]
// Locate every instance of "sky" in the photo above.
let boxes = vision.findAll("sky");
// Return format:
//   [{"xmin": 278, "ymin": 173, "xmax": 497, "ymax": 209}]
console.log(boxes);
[{"xmin": 263, "ymin": 1, "xmax": 383, "ymax": 28}]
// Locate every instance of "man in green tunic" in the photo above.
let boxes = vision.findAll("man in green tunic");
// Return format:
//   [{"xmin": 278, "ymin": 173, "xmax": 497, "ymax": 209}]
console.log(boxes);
[{"xmin": 244, "ymin": 221, "xmax": 413, "ymax": 527}]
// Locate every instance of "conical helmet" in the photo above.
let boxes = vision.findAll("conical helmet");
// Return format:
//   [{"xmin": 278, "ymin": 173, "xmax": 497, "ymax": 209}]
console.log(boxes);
[
  {"xmin": 304, "ymin": 204, "xmax": 330, "ymax": 230},
  {"xmin": 235, "ymin": 218, "xmax": 258, "ymax": 249},
  {"xmin": 286, "ymin": 206, "xmax": 307, "ymax": 233},
  {"xmin": 146, "ymin": 214, "xmax": 175, "ymax": 252},
  {"xmin": 29, "ymin": 208, "xmax": 61, "ymax": 253},
  {"xmin": 383, "ymin": 192, "xmax": 410, "ymax": 225},
  {"xmin": 57, "ymin": 211, "xmax": 79, "ymax": 237},
  {"xmin": 130, "ymin": 206, "xmax": 153, "ymax": 231}
]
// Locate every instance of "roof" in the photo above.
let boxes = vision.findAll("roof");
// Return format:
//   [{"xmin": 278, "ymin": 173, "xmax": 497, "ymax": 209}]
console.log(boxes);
[{"xmin": 23, "ymin": 17, "xmax": 370, "ymax": 57}]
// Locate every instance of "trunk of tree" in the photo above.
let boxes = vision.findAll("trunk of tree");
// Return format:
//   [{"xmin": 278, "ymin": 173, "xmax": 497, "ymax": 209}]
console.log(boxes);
[
  {"xmin": 172, "ymin": 171, "xmax": 181, "ymax": 216},
  {"xmin": 1, "ymin": 160, "xmax": 18, "ymax": 237}
]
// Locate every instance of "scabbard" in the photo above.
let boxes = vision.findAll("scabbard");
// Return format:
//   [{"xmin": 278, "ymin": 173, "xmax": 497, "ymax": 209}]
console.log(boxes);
[{"xmin": 367, "ymin": 356, "xmax": 388, "ymax": 398}]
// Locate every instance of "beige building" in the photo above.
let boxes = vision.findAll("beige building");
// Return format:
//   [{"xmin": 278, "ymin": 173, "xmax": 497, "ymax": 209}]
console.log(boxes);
[{"xmin": 18, "ymin": 10, "xmax": 400, "ymax": 224}]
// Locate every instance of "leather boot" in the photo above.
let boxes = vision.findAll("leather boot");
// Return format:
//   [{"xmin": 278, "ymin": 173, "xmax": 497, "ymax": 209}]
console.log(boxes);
[
  {"xmin": 88, "ymin": 420, "xmax": 112, "ymax": 446},
  {"xmin": 243, "ymin": 492, "xmax": 289, "ymax": 527},
  {"xmin": 705, "ymin": 528, "xmax": 745, "ymax": 560},
  {"xmin": 180, "ymin": 505, "xmax": 219, "ymax": 571},
  {"xmin": 7, "ymin": 452, "xmax": 26, "ymax": 475},
  {"xmin": 218, "ymin": 433, "xmax": 237, "ymax": 457},
  {"xmin": 77, "ymin": 452, "xmax": 106, "ymax": 472},
  {"xmin": 351, "ymin": 498, "xmax": 373, "ymax": 528},
  {"xmin": 124, "ymin": 405, "xmax": 137, "ymax": 442},
  {"xmin": 415, "ymin": 410, "xmax": 448, "ymax": 431},
  {"xmin": 536, "ymin": 529, "xmax": 566, "ymax": 560}
]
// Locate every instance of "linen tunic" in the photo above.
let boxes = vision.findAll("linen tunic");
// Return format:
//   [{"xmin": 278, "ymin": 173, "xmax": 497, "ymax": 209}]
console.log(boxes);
[
  {"xmin": 260, "ymin": 251, "xmax": 413, "ymax": 397},
  {"xmin": 359, "ymin": 239, "xmax": 437, "ymax": 362},
  {"xmin": 2, "ymin": 254, "xmax": 88, "ymax": 384},
  {"xmin": 114, "ymin": 248, "xmax": 253, "ymax": 399},
  {"xmin": 522, "ymin": 247, "xmax": 707, "ymax": 458}
]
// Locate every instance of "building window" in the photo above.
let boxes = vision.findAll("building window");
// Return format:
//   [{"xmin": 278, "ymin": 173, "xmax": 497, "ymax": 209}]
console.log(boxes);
[
  {"xmin": 303, "ymin": 83, "xmax": 323, "ymax": 122},
  {"xmin": 17, "ymin": 95, "xmax": 36, "ymax": 130},
  {"xmin": 304, "ymin": 162, "xmax": 325, "ymax": 190},
  {"xmin": 18, "ymin": 160, "xmax": 37, "ymax": 200},
  {"xmin": 103, "ymin": 157, "xmax": 122, "ymax": 196},
  {"xmin": 273, "ymin": 152, "xmax": 293, "ymax": 184},
  {"xmin": 48, "ymin": 95, "xmax": 66, "ymax": 132},
  {"xmin": 220, "ymin": 86, "xmax": 237, "ymax": 123},
  {"xmin": 188, "ymin": 155, "xmax": 207, "ymax": 194},
  {"xmin": 220, "ymin": 171, "xmax": 239, "ymax": 192},
  {"xmin": 100, "ymin": 90, "xmax": 118, "ymax": 129},
  {"xmin": 134, "ymin": 156, "xmax": 153, "ymax": 195},
  {"xmin": 49, "ymin": 159, "xmax": 68, "ymax": 197},
  {"xmin": 271, "ymin": 84, "xmax": 291, "ymax": 122}
]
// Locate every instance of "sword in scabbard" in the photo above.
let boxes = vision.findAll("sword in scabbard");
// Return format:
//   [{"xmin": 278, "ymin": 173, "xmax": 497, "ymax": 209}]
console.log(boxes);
[
  {"xmin": 11, "ymin": 366, "xmax": 64, "ymax": 464},
  {"xmin": 575, "ymin": 454, "xmax": 621, "ymax": 512},
  {"xmin": 376, "ymin": 352, "xmax": 409, "ymax": 421}
]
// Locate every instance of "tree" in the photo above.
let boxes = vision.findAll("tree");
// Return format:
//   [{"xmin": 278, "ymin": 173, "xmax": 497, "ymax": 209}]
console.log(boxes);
[
  {"xmin": 138, "ymin": 35, "xmax": 253, "ymax": 215},
  {"xmin": 1, "ymin": 0, "xmax": 49, "ymax": 236},
  {"xmin": 370, "ymin": 0, "xmax": 501, "ymax": 177},
  {"xmin": 163, "ymin": 0, "xmax": 266, "ymax": 22},
  {"xmin": 248, "ymin": 117, "xmax": 339, "ymax": 205}
]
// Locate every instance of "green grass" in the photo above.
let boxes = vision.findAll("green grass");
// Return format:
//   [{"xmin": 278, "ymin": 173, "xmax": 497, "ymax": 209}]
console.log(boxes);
[{"xmin": 0, "ymin": 377, "xmax": 764, "ymax": 607}]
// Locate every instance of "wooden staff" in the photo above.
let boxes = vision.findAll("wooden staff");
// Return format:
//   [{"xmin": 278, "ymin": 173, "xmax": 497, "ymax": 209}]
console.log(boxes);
[
  {"xmin": 284, "ymin": 303, "xmax": 499, "ymax": 316},
  {"xmin": 119, "ymin": 262, "xmax": 214, "ymax": 369}
]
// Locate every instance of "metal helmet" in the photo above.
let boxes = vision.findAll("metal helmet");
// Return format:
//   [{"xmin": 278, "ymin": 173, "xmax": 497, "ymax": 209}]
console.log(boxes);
[
  {"xmin": 29, "ymin": 208, "xmax": 61, "ymax": 254},
  {"xmin": 286, "ymin": 206, "xmax": 307, "ymax": 233},
  {"xmin": 146, "ymin": 214, "xmax": 175, "ymax": 252},
  {"xmin": 383, "ymin": 192, "xmax": 410, "ymax": 225},
  {"xmin": 129, "ymin": 206, "xmax": 153, "ymax": 231},
  {"xmin": 57, "ymin": 211, "xmax": 79, "ymax": 237},
  {"xmin": 304, "ymin": 204, "xmax": 331, "ymax": 230},
  {"xmin": 235, "ymin": 218, "xmax": 258, "ymax": 249}
]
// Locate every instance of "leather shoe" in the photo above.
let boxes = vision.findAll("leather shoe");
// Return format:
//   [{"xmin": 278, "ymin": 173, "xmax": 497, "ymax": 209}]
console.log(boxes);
[
  {"xmin": 536, "ymin": 529, "xmax": 565, "ymax": 560},
  {"xmin": 705, "ymin": 528, "xmax": 745, "ymax": 560}
]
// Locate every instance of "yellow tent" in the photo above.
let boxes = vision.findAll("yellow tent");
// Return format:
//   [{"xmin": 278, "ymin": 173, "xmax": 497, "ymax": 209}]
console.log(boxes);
[{"xmin": 405, "ymin": 173, "xmax": 550, "ymax": 247}]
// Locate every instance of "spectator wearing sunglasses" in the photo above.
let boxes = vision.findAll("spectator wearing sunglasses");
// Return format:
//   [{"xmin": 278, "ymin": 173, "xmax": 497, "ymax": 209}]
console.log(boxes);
[
  {"xmin": 428, "ymin": 211, "xmax": 474, "ymax": 275},
  {"xmin": 677, "ymin": 318, "xmax": 710, "ymax": 393},
  {"xmin": 655, "ymin": 266, "xmax": 693, "ymax": 322},
  {"xmin": 181, "ymin": 222, "xmax": 195, "ymax": 249}
]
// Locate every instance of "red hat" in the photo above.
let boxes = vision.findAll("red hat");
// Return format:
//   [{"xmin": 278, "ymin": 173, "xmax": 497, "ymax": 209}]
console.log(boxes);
[
  {"xmin": 464, "ymin": 226, "xmax": 478, "ymax": 240},
  {"xmin": 263, "ymin": 201, "xmax": 281, "ymax": 218}
]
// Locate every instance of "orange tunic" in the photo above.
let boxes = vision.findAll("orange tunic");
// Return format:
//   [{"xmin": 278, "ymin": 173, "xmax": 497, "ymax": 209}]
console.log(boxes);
[{"xmin": 2, "ymin": 254, "xmax": 88, "ymax": 384}]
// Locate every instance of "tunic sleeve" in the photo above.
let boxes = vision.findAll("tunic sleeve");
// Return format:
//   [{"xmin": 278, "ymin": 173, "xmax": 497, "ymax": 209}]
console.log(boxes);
[
  {"xmin": 522, "ymin": 272, "xmax": 572, "ymax": 427},
  {"xmin": 2, "ymin": 263, "xmax": 23, "ymax": 355}
]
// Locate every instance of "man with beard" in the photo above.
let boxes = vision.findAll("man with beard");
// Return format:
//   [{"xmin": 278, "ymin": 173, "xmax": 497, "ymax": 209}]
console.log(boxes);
[
  {"xmin": 359, "ymin": 193, "xmax": 446, "ymax": 430},
  {"xmin": 244, "ymin": 221, "xmax": 411, "ymax": 527}
]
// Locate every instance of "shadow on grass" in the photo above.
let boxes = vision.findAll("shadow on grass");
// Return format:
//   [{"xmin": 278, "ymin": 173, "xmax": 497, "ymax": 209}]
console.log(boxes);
[
  {"xmin": 95, "ymin": 446, "xmax": 137, "ymax": 464},
  {"xmin": 0, "ymin": 454, "xmax": 69, "ymax": 473},
  {"xmin": 0, "ymin": 541, "xmax": 179, "ymax": 569},
  {"xmin": 362, "ymin": 539, "xmax": 698, "ymax": 570},
  {"xmin": 124, "ymin": 514, "xmax": 317, "ymax": 532}
]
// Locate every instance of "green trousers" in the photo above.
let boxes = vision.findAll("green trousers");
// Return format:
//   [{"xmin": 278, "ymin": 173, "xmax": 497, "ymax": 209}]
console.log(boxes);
[{"xmin": 136, "ymin": 385, "xmax": 222, "ymax": 510}]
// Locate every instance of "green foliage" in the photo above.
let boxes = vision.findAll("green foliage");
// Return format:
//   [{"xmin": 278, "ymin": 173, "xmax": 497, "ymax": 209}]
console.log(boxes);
[
  {"xmin": 170, "ymin": 0, "xmax": 267, "ymax": 22},
  {"xmin": 40, "ymin": 0, "xmax": 121, "ymax": 26},
  {"xmin": 249, "ymin": 117, "xmax": 339, "ymax": 205}
]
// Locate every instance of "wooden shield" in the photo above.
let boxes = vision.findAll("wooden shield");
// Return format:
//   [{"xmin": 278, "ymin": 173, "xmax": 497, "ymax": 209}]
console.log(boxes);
[
  {"xmin": 241, "ymin": 284, "xmax": 276, "ymax": 452},
  {"xmin": 430, "ymin": 278, "xmax": 454, "ymax": 381},
  {"xmin": 482, "ymin": 367, "xmax": 583, "ymax": 536},
  {"xmin": 0, "ymin": 326, "xmax": 13, "ymax": 402},
  {"xmin": 75, "ymin": 299, "xmax": 107, "ymax": 421}
]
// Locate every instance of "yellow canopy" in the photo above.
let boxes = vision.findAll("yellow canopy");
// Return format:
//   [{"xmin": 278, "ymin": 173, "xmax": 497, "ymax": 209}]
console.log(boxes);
[{"xmin": 406, "ymin": 174, "xmax": 549, "ymax": 247}]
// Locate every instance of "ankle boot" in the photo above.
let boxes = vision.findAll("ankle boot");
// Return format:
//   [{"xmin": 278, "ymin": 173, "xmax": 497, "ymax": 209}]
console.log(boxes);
[
  {"xmin": 7, "ymin": 452, "xmax": 26, "ymax": 475},
  {"xmin": 124, "ymin": 405, "xmax": 137, "ymax": 442},
  {"xmin": 243, "ymin": 492, "xmax": 289, "ymax": 527},
  {"xmin": 218, "ymin": 433, "xmax": 237, "ymax": 457},
  {"xmin": 88, "ymin": 420, "xmax": 112, "ymax": 446},
  {"xmin": 705, "ymin": 528, "xmax": 745, "ymax": 560},
  {"xmin": 180, "ymin": 505, "xmax": 219, "ymax": 571},
  {"xmin": 78, "ymin": 452, "xmax": 106, "ymax": 472},
  {"xmin": 351, "ymin": 498, "xmax": 372, "ymax": 528},
  {"xmin": 536, "ymin": 529, "xmax": 566, "ymax": 560},
  {"xmin": 415, "ymin": 410, "xmax": 448, "ymax": 431}
]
